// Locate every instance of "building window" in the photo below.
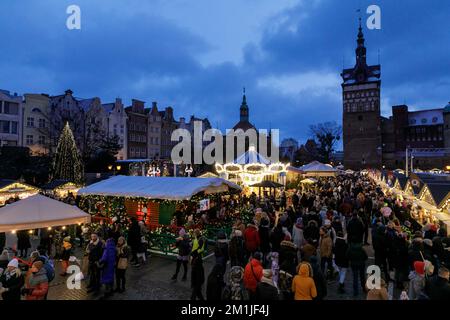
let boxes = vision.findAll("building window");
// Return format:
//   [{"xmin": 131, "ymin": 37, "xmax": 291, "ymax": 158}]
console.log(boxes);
[
  {"xmin": 38, "ymin": 136, "xmax": 46, "ymax": 145},
  {"xmin": 11, "ymin": 122, "xmax": 18, "ymax": 134},
  {"xmin": 26, "ymin": 135, "xmax": 34, "ymax": 145},
  {"xmin": 155, "ymin": 137, "xmax": 159, "ymax": 144},
  {"xmin": 358, "ymin": 115, "xmax": 363, "ymax": 121},
  {"xmin": 0, "ymin": 120, "xmax": 10, "ymax": 133},
  {"xmin": 421, "ymin": 118, "xmax": 427, "ymax": 124},
  {"xmin": 38, "ymin": 118, "xmax": 46, "ymax": 128},
  {"xmin": 27, "ymin": 117, "xmax": 35, "ymax": 127},
  {"xmin": 4, "ymin": 102, "xmax": 19, "ymax": 115}
]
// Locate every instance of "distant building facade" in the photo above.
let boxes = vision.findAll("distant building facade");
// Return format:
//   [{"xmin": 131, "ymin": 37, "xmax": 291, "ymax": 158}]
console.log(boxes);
[
  {"xmin": 125, "ymin": 99, "xmax": 148, "ymax": 159},
  {"xmin": 0, "ymin": 90, "xmax": 23, "ymax": 147},
  {"xmin": 22, "ymin": 93, "xmax": 51, "ymax": 155},
  {"xmin": 160, "ymin": 107, "xmax": 178, "ymax": 160},
  {"xmin": 148, "ymin": 102, "xmax": 162, "ymax": 160},
  {"xmin": 102, "ymin": 98, "xmax": 128, "ymax": 160}
]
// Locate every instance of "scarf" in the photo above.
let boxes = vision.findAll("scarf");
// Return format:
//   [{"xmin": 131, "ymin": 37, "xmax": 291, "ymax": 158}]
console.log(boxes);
[
  {"xmin": 28, "ymin": 268, "xmax": 47, "ymax": 287},
  {"xmin": 4, "ymin": 268, "xmax": 20, "ymax": 281}
]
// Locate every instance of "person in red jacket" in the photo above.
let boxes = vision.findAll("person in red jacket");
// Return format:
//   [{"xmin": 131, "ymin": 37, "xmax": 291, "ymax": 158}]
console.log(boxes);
[
  {"xmin": 244, "ymin": 223, "xmax": 260, "ymax": 260},
  {"xmin": 23, "ymin": 261, "xmax": 49, "ymax": 300},
  {"xmin": 243, "ymin": 252, "xmax": 263, "ymax": 300}
]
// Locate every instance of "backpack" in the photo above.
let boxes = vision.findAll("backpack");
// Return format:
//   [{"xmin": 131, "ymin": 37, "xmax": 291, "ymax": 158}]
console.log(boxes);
[{"xmin": 38, "ymin": 256, "xmax": 55, "ymax": 282}]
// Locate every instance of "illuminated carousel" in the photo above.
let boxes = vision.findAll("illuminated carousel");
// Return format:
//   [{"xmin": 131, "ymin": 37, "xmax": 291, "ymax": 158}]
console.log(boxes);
[{"xmin": 215, "ymin": 146, "xmax": 289, "ymax": 192}]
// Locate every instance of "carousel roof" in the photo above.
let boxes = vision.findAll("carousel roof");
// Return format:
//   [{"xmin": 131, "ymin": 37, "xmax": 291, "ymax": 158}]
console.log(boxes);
[
  {"xmin": 233, "ymin": 146, "xmax": 271, "ymax": 165},
  {"xmin": 78, "ymin": 175, "xmax": 241, "ymax": 200}
]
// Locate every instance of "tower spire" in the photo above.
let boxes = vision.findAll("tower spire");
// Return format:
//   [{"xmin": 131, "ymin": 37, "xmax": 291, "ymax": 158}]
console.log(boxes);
[{"xmin": 240, "ymin": 88, "xmax": 249, "ymax": 122}]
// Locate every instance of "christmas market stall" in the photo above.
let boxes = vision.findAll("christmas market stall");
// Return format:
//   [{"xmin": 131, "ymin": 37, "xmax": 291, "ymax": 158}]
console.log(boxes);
[
  {"xmin": 0, "ymin": 179, "xmax": 39, "ymax": 206},
  {"xmin": 0, "ymin": 194, "xmax": 91, "ymax": 233},
  {"xmin": 77, "ymin": 175, "xmax": 241, "ymax": 256},
  {"xmin": 42, "ymin": 180, "xmax": 81, "ymax": 199}
]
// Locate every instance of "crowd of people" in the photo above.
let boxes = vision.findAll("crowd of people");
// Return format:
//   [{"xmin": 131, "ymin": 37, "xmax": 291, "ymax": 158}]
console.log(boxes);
[
  {"xmin": 1, "ymin": 173, "xmax": 450, "ymax": 301},
  {"xmin": 185, "ymin": 174, "xmax": 450, "ymax": 301}
]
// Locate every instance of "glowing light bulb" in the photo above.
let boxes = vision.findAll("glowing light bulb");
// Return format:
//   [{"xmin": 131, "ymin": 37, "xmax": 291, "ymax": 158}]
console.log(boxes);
[
  {"xmin": 62, "ymin": 226, "xmax": 66, "ymax": 230},
  {"xmin": 12, "ymin": 230, "xmax": 16, "ymax": 234}
]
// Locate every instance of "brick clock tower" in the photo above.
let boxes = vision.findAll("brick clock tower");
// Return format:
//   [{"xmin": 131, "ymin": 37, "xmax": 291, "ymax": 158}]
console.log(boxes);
[{"xmin": 341, "ymin": 20, "xmax": 382, "ymax": 169}]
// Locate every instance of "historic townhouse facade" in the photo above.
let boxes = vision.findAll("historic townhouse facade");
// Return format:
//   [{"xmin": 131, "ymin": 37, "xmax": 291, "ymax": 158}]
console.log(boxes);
[
  {"xmin": 0, "ymin": 89, "xmax": 23, "ymax": 147},
  {"xmin": 22, "ymin": 93, "xmax": 51, "ymax": 155},
  {"xmin": 102, "ymin": 98, "xmax": 128, "ymax": 160}
]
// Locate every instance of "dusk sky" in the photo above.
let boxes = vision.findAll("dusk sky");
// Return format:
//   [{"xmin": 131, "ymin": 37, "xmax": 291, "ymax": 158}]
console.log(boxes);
[{"xmin": 1, "ymin": 0, "xmax": 449, "ymax": 148}]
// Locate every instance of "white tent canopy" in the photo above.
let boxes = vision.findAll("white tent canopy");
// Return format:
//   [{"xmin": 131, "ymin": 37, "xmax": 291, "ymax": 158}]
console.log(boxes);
[
  {"xmin": 0, "ymin": 194, "xmax": 91, "ymax": 232},
  {"xmin": 301, "ymin": 178, "xmax": 318, "ymax": 184},
  {"xmin": 78, "ymin": 176, "xmax": 241, "ymax": 200},
  {"xmin": 299, "ymin": 161, "xmax": 337, "ymax": 172}
]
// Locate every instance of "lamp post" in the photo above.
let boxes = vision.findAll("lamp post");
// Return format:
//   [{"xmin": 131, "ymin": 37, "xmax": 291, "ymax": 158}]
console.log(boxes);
[{"xmin": 185, "ymin": 164, "xmax": 193, "ymax": 177}]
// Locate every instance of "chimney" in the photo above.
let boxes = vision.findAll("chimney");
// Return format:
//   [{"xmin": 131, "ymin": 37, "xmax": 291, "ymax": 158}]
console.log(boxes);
[{"xmin": 65, "ymin": 89, "xmax": 73, "ymax": 96}]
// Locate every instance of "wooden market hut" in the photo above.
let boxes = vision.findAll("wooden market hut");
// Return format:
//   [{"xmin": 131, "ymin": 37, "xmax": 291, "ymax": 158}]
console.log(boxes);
[
  {"xmin": 77, "ymin": 175, "xmax": 241, "ymax": 227},
  {"xmin": 0, "ymin": 179, "xmax": 39, "ymax": 206},
  {"xmin": 42, "ymin": 180, "xmax": 81, "ymax": 198}
]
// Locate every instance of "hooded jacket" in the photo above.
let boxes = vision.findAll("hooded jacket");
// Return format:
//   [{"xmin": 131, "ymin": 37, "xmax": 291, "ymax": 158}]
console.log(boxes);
[
  {"xmin": 319, "ymin": 233, "xmax": 333, "ymax": 258},
  {"xmin": 291, "ymin": 263, "xmax": 317, "ymax": 300},
  {"xmin": 100, "ymin": 239, "xmax": 117, "ymax": 285},
  {"xmin": 26, "ymin": 267, "xmax": 48, "ymax": 300},
  {"xmin": 243, "ymin": 258, "xmax": 263, "ymax": 293},
  {"xmin": 0, "ymin": 268, "xmax": 24, "ymax": 300},
  {"xmin": 244, "ymin": 225, "xmax": 260, "ymax": 252}
]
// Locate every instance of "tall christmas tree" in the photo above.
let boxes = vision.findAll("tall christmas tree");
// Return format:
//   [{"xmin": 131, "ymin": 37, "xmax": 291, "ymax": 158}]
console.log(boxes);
[{"xmin": 51, "ymin": 122, "xmax": 84, "ymax": 184}]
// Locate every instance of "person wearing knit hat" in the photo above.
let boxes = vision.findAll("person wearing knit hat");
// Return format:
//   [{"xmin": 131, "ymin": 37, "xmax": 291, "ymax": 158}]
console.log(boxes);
[
  {"xmin": 0, "ymin": 258, "xmax": 24, "ymax": 300},
  {"xmin": 255, "ymin": 269, "xmax": 280, "ymax": 300},
  {"xmin": 23, "ymin": 260, "xmax": 49, "ymax": 300},
  {"xmin": 408, "ymin": 261, "xmax": 426, "ymax": 300}
]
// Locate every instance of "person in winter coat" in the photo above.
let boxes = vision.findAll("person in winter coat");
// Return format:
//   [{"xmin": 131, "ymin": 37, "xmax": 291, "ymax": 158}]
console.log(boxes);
[
  {"xmin": 301, "ymin": 241, "xmax": 317, "ymax": 262},
  {"xmin": 310, "ymin": 255, "xmax": 327, "ymax": 300},
  {"xmin": 424, "ymin": 267, "xmax": 450, "ymax": 300},
  {"xmin": 244, "ymin": 223, "xmax": 260, "ymax": 259},
  {"xmin": 255, "ymin": 269, "xmax": 279, "ymax": 300},
  {"xmin": 86, "ymin": 233, "xmax": 104, "ymax": 293},
  {"xmin": 0, "ymin": 259, "xmax": 24, "ymax": 300},
  {"xmin": 0, "ymin": 232, "xmax": 5, "ymax": 253},
  {"xmin": 190, "ymin": 250, "xmax": 205, "ymax": 300},
  {"xmin": 222, "ymin": 266, "xmax": 248, "ymax": 301},
  {"xmin": 292, "ymin": 218, "xmax": 305, "ymax": 261},
  {"xmin": 243, "ymin": 252, "xmax": 263, "ymax": 300},
  {"xmin": 127, "ymin": 218, "xmax": 142, "ymax": 266},
  {"xmin": 60, "ymin": 236, "xmax": 72, "ymax": 276},
  {"xmin": 206, "ymin": 264, "xmax": 225, "ymax": 301},
  {"xmin": 333, "ymin": 231, "xmax": 349, "ymax": 294},
  {"xmin": 366, "ymin": 278, "xmax": 388, "ymax": 300},
  {"xmin": 172, "ymin": 233, "xmax": 192, "ymax": 281},
  {"xmin": 303, "ymin": 220, "xmax": 320, "ymax": 246},
  {"xmin": 392, "ymin": 233, "xmax": 410, "ymax": 290},
  {"xmin": 229, "ymin": 230, "xmax": 245, "ymax": 267},
  {"xmin": 214, "ymin": 231, "xmax": 229, "ymax": 273},
  {"xmin": 319, "ymin": 227, "xmax": 333, "ymax": 279},
  {"xmin": 408, "ymin": 234, "xmax": 425, "ymax": 269},
  {"xmin": 270, "ymin": 223, "xmax": 285, "ymax": 253},
  {"xmin": 291, "ymin": 262, "xmax": 317, "ymax": 300},
  {"xmin": 17, "ymin": 230, "xmax": 31, "ymax": 258},
  {"xmin": 279, "ymin": 236, "xmax": 298, "ymax": 276},
  {"xmin": 23, "ymin": 261, "xmax": 48, "ymax": 300},
  {"xmin": 0, "ymin": 249, "xmax": 9, "ymax": 270},
  {"xmin": 372, "ymin": 225, "xmax": 390, "ymax": 282},
  {"xmin": 268, "ymin": 252, "xmax": 280, "ymax": 288},
  {"xmin": 258, "ymin": 217, "xmax": 271, "ymax": 264},
  {"xmin": 408, "ymin": 260, "xmax": 429, "ymax": 300},
  {"xmin": 100, "ymin": 238, "xmax": 117, "ymax": 298},
  {"xmin": 115, "ymin": 236, "xmax": 129, "ymax": 293},
  {"xmin": 347, "ymin": 242, "xmax": 368, "ymax": 297},
  {"xmin": 346, "ymin": 212, "xmax": 365, "ymax": 244}
]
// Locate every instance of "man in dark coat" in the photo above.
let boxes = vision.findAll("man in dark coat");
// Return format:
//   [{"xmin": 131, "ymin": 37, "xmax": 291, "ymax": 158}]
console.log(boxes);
[
  {"xmin": 346, "ymin": 242, "xmax": 368, "ymax": 297},
  {"xmin": 86, "ymin": 233, "xmax": 104, "ymax": 293},
  {"xmin": 372, "ymin": 225, "xmax": 390, "ymax": 281},
  {"xmin": 206, "ymin": 264, "xmax": 225, "ymax": 301},
  {"xmin": 270, "ymin": 224, "xmax": 285, "ymax": 253},
  {"xmin": 346, "ymin": 212, "xmax": 365, "ymax": 244},
  {"xmin": 0, "ymin": 232, "xmax": 5, "ymax": 252},
  {"xmin": 310, "ymin": 255, "xmax": 327, "ymax": 300},
  {"xmin": 424, "ymin": 267, "xmax": 450, "ymax": 300},
  {"xmin": 191, "ymin": 251, "xmax": 205, "ymax": 300},
  {"xmin": 258, "ymin": 218, "xmax": 271, "ymax": 265},
  {"xmin": 127, "ymin": 218, "xmax": 141, "ymax": 266},
  {"xmin": 229, "ymin": 230, "xmax": 245, "ymax": 267},
  {"xmin": 255, "ymin": 270, "xmax": 279, "ymax": 300}
]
